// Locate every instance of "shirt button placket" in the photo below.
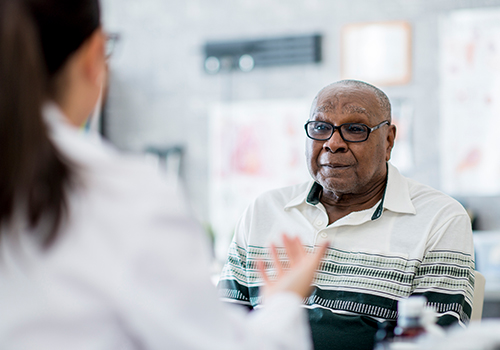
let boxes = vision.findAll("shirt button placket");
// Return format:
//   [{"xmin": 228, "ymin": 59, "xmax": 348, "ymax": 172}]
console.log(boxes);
[{"xmin": 314, "ymin": 217, "xmax": 328, "ymax": 241}]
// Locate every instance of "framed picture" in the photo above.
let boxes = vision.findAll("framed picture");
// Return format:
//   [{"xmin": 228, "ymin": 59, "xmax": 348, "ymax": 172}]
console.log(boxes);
[
  {"xmin": 208, "ymin": 99, "xmax": 311, "ymax": 261},
  {"xmin": 341, "ymin": 21, "xmax": 412, "ymax": 86}
]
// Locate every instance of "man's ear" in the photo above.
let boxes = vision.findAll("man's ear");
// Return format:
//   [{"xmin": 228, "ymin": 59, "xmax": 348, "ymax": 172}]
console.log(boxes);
[
  {"xmin": 385, "ymin": 124, "xmax": 397, "ymax": 161},
  {"xmin": 80, "ymin": 29, "xmax": 105, "ymax": 86}
]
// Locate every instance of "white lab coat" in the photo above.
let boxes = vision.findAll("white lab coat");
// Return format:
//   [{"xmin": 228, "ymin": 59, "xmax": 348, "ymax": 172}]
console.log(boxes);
[{"xmin": 0, "ymin": 105, "xmax": 312, "ymax": 350}]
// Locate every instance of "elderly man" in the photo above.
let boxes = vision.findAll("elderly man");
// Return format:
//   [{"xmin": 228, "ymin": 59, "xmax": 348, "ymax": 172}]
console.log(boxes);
[{"xmin": 218, "ymin": 80, "xmax": 475, "ymax": 350}]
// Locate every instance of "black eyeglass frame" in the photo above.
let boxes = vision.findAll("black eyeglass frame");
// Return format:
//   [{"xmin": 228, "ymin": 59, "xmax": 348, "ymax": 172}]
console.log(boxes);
[
  {"xmin": 304, "ymin": 120, "xmax": 390, "ymax": 143},
  {"xmin": 105, "ymin": 32, "xmax": 120, "ymax": 59}
]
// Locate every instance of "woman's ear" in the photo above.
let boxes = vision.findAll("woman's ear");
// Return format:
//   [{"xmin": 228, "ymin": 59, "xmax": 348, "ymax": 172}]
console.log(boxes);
[{"xmin": 80, "ymin": 29, "xmax": 106, "ymax": 87}]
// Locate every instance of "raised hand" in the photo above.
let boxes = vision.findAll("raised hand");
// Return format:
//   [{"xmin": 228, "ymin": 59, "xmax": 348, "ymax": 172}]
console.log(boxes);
[{"xmin": 257, "ymin": 234, "xmax": 329, "ymax": 301}]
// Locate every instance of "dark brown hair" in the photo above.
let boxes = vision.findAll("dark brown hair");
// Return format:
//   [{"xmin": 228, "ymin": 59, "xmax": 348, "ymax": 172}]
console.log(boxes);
[{"xmin": 0, "ymin": 0, "xmax": 100, "ymax": 247}]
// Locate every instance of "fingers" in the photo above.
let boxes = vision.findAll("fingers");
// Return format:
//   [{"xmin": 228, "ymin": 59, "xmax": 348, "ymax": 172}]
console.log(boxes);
[
  {"xmin": 309, "ymin": 240, "xmax": 329, "ymax": 270},
  {"xmin": 294, "ymin": 236, "xmax": 307, "ymax": 261},
  {"xmin": 289, "ymin": 239, "xmax": 328, "ymax": 281},
  {"xmin": 282, "ymin": 235, "xmax": 300, "ymax": 265},
  {"xmin": 270, "ymin": 236, "xmax": 329, "ymax": 278},
  {"xmin": 315, "ymin": 240, "xmax": 329, "ymax": 258},
  {"xmin": 270, "ymin": 244, "xmax": 283, "ymax": 276},
  {"xmin": 282, "ymin": 234, "xmax": 307, "ymax": 267},
  {"xmin": 256, "ymin": 259, "xmax": 271, "ymax": 285},
  {"xmin": 259, "ymin": 237, "xmax": 330, "ymax": 300}
]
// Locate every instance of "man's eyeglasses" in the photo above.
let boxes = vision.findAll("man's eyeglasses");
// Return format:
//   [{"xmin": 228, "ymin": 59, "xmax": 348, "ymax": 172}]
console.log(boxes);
[
  {"xmin": 105, "ymin": 33, "xmax": 120, "ymax": 59},
  {"xmin": 304, "ymin": 120, "xmax": 390, "ymax": 143}
]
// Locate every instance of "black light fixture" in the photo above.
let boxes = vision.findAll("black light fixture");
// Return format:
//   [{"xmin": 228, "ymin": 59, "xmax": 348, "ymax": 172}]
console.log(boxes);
[{"xmin": 203, "ymin": 34, "xmax": 322, "ymax": 74}]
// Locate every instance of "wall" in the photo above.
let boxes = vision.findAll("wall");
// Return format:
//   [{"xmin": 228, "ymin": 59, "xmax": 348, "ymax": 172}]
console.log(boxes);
[{"xmin": 100, "ymin": 0, "xmax": 500, "ymax": 230}]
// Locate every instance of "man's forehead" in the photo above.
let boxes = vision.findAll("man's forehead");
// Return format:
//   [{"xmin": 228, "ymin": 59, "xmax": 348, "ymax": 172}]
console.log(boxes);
[
  {"xmin": 315, "ymin": 103, "xmax": 369, "ymax": 115},
  {"xmin": 312, "ymin": 86, "xmax": 378, "ymax": 119}
]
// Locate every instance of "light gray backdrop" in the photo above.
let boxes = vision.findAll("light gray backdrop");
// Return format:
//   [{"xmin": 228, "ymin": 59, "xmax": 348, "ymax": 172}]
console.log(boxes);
[{"xmin": 100, "ymin": 0, "xmax": 500, "ymax": 230}]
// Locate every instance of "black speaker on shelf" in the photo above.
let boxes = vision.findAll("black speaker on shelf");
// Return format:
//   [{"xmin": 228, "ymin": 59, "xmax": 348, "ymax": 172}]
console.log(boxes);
[{"xmin": 203, "ymin": 34, "xmax": 322, "ymax": 73}]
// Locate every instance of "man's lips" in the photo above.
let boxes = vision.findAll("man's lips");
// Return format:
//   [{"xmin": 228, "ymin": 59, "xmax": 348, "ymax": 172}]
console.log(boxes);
[{"xmin": 319, "ymin": 163, "xmax": 353, "ymax": 168}]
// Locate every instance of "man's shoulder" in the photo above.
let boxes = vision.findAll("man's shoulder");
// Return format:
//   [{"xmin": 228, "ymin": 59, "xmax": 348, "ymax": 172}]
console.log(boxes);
[{"xmin": 406, "ymin": 177, "xmax": 467, "ymax": 216}]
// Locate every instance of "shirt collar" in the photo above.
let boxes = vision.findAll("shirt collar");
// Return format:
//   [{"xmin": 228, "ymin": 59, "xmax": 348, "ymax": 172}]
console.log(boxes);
[
  {"xmin": 43, "ymin": 102, "xmax": 68, "ymax": 126},
  {"xmin": 384, "ymin": 162, "xmax": 416, "ymax": 215},
  {"xmin": 284, "ymin": 162, "xmax": 416, "ymax": 218},
  {"xmin": 284, "ymin": 181, "xmax": 317, "ymax": 210}
]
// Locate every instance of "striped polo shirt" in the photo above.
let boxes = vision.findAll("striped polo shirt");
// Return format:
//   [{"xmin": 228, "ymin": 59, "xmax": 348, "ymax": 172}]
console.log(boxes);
[{"xmin": 218, "ymin": 163, "xmax": 475, "ymax": 350}]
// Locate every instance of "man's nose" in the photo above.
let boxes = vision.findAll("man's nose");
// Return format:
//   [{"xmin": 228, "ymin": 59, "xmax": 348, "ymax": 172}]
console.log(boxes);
[{"xmin": 323, "ymin": 129, "xmax": 348, "ymax": 153}]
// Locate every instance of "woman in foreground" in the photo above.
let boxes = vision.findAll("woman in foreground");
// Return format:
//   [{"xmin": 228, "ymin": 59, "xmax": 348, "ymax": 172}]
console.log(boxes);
[{"xmin": 0, "ymin": 0, "xmax": 327, "ymax": 348}]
